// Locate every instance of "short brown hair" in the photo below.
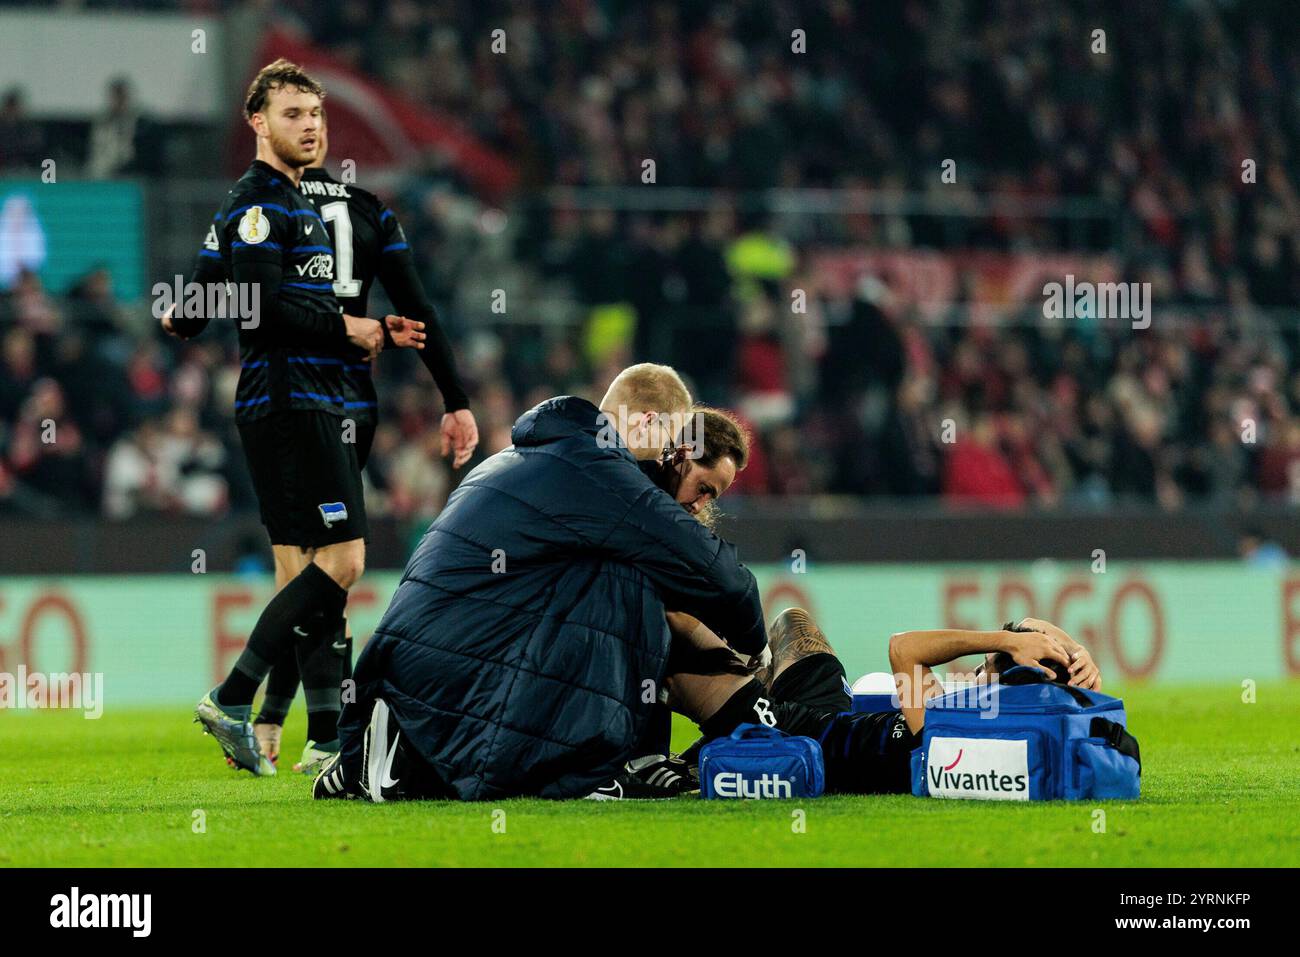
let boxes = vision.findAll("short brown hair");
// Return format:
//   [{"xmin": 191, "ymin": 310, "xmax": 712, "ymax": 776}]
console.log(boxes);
[
  {"xmin": 244, "ymin": 58, "xmax": 325, "ymax": 119},
  {"xmin": 686, "ymin": 406, "xmax": 749, "ymax": 471}
]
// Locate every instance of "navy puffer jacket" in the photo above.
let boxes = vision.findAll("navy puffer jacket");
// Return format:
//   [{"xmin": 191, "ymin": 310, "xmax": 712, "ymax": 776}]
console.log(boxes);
[{"xmin": 340, "ymin": 396, "xmax": 767, "ymax": 800}]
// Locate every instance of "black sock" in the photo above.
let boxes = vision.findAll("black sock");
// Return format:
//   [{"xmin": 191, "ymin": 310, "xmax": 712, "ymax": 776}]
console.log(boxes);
[
  {"xmin": 635, "ymin": 702, "xmax": 672, "ymax": 756},
  {"xmin": 298, "ymin": 600, "xmax": 347, "ymax": 744},
  {"xmin": 219, "ymin": 563, "xmax": 347, "ymax": 708},
  {"xmin": 699, "ymin": 678, "xmax": 770, "ymax": 741},
  {"xmin": 255, "ymin": 643, "xmax": 300, "ymax": 726}
]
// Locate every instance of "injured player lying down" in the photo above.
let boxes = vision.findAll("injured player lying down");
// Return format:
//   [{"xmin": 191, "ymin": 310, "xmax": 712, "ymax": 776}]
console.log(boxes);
[
  {"xmin": 319, "ymin": 603, "xmax": 1102, "ymax": 801},
  {"xmin": 663, "ymin": 610, "xmax": 1103, "ymax": 795}
]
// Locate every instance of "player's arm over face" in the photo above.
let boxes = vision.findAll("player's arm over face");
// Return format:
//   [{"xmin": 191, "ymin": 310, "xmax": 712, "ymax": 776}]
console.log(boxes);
[
  {"xmin": 888, "ymin": 627, "xmax": 1073, "ymax": 735},
  {"xmin": 1015, "ymin": 617, "xmax": 1102, "ymax": 690}
]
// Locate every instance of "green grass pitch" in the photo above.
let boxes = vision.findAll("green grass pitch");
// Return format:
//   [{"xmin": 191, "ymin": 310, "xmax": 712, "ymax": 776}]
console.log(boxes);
[{"xmin": 1, "ymin": 683, "xmax": 1297, "ymax": 867}]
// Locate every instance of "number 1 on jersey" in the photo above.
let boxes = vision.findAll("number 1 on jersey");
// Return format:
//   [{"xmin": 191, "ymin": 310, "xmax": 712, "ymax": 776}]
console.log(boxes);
[{"xmin": 320, "ymin": 200, "xmax": 362, "ymax": 298}]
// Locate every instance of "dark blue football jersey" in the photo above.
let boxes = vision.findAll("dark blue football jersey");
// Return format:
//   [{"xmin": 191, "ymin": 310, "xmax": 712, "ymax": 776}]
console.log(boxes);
[{"xmin": 213, "ymin": 160, "xmax": 373, "ymax": 421}]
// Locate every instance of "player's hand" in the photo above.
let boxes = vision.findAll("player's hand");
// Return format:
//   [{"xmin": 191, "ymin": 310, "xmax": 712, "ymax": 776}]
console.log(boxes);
[
  {"xmin": 161, "ymin": 303, "xmax": 183, "ymax": 339},
  {"xmin": 999, "ymin": 629, "xmax": 1072, "ymax": 680},
  {"xmin": 440, "ymin": 408, "xmax": 479, "ymax": 468},
  {"xmin": 1066, "ymin": 646, "xmax": 1101, "ymax": 690},
  {"xmin": 344, "ymin": 314, "xmax": 384, "ymax": 360},
  {"xmin": 385, "ymin": 314, "xmax": 426, "ymax": 349},
  {"xmin": 1016, "ymin": 618, "xmax": 1079, "ymax": 652},
  {"xmin": 1017, "ymin": 617, "xmax": 1102, "ymax": 688}
]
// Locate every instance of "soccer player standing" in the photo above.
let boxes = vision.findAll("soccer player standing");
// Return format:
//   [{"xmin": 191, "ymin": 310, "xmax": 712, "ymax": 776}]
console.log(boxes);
[
  {"xmin": 192, "ymin": 60, "xmax": 384, "ymax": 775},
  {"xmin": 168, "ymin": 112, "xmax": 479, "ymax": 770}
]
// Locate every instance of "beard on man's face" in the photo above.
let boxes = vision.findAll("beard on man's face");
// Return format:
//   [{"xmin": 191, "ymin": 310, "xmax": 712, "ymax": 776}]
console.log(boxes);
[
  {"xmin": 692, "ymin": 501, "xmax": 720, "ymax": 531},
  {"xmin": 268, "ymin": 127, "xmax": 316, "ymax": 168}
]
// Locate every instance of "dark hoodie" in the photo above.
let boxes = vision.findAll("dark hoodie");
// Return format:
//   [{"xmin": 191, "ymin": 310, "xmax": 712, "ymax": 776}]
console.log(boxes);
[{"xmin": 339, "ymin": 396, "xmax": 767, "ymax": 800}]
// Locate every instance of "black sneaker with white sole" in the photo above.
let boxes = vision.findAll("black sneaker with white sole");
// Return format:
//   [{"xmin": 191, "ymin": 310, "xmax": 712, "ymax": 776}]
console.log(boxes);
[
  {"xmin": 312, "ymin": 698, "xmax": 406, "ymax": 801},
  {"xmin": 627, "ymin": 753, "xmax": 698, "ymax": 795},
  {"xmin": 312, "ymin": 751, "xmax": 357, "ymax": 800},
  {"xmin": 585, "ymin": 753, "xmax": 699, "ymax": 800}
]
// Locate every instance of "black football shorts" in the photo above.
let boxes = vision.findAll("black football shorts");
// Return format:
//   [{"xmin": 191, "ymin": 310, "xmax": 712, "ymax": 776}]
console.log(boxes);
[{"xmin": 238, "ymin": 410, "xmax": 369, "ymax": 548}]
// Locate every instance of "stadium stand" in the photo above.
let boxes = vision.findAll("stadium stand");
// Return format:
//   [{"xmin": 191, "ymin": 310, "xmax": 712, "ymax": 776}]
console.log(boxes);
[{"xmin": 2, "ymin": 0, "xmax": 1299, "ymax": 520}]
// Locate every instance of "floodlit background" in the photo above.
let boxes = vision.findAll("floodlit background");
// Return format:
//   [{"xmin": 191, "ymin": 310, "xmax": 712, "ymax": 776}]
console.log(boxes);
[{"xmin": 2, "ymin": 1, "xmax": 1300, "ymax": 692}]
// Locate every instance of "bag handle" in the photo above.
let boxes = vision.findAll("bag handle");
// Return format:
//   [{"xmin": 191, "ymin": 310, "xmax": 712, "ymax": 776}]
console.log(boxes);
[
  {"xmin": 729, "ymin": 722, "xmax": 786, "ymax": 742},
  {"xmin": 1090, "ymin": 717, "xmax": 1142, "ymax": 773}
]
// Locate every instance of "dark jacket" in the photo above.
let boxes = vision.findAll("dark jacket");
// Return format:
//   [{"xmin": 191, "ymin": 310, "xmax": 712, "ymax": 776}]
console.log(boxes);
[{"xmin": 340, "ymin": 396, "xmax": 767, "ymax": 800}]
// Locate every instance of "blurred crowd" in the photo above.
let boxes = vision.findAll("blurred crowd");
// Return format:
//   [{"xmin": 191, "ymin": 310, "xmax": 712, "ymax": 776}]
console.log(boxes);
[
  {"xmin": 0, "ymin": 266, "xmax": 476, "ymax": 521},
  {"xmin": 3, "ymin": 0, "xmax": 1300, "ymax": 518}
]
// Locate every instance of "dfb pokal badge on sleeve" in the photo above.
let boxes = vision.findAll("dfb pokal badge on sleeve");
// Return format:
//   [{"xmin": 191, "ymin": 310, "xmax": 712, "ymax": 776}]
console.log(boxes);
[{"xmin": 238, "ymin": 205, "xmax": 271, "ymax": 245}]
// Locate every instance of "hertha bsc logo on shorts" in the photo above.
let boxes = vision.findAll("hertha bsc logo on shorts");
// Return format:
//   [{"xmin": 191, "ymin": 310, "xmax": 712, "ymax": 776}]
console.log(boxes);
[{"xmin": 318, "ymin": 502, "xmax": 349, "ymax": 527}]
